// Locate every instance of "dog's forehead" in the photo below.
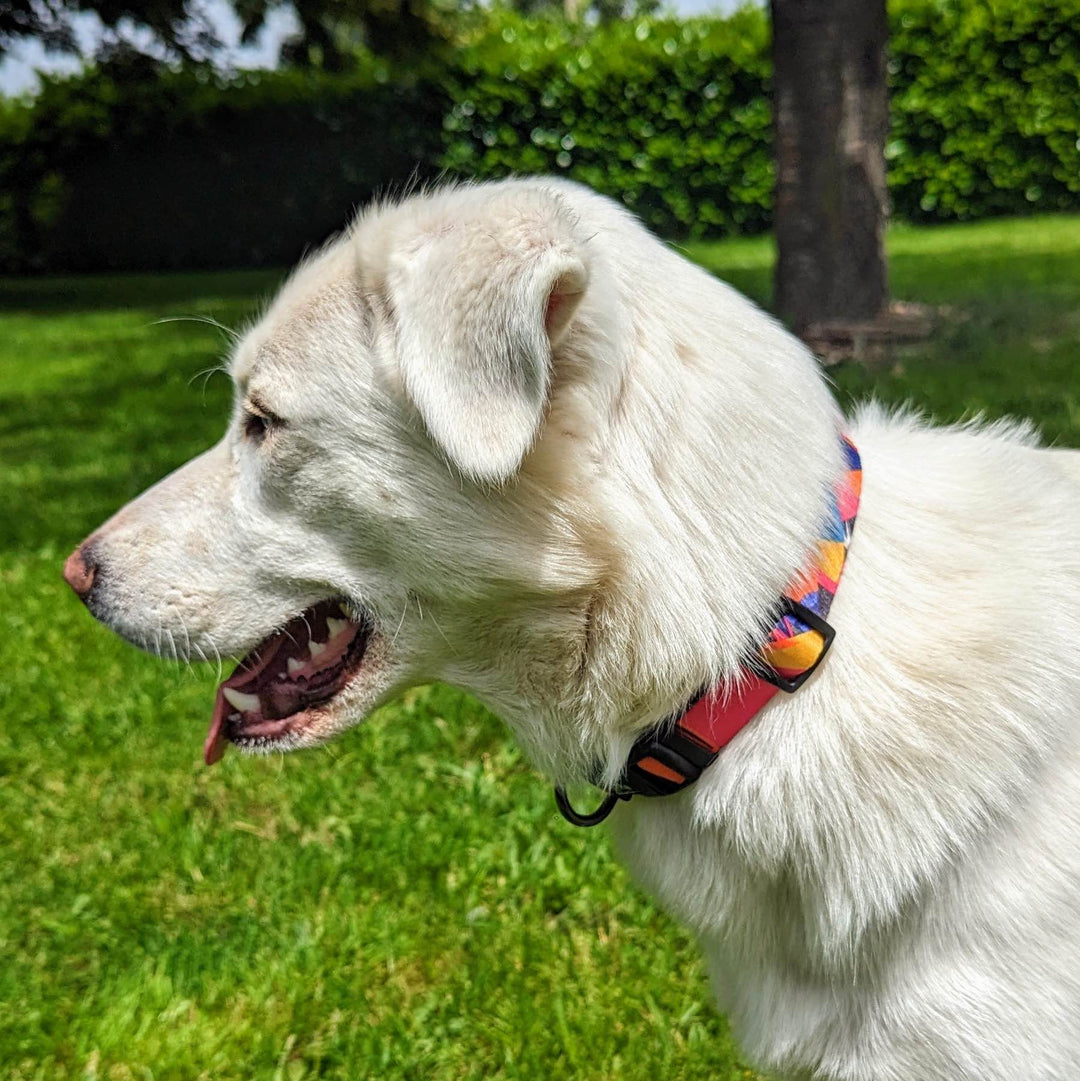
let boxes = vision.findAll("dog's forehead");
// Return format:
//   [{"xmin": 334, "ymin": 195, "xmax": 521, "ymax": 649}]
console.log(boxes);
[{"xmin": 231, "ymin": 237, "xmax": 365, "ymax": 390}]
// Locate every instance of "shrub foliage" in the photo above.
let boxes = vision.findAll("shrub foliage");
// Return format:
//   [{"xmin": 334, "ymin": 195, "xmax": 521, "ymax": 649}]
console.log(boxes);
[
  {"xmin": 2, "ymin": 0, "xmax": 1079, "ymax": 271},
  {"xmin": 888, "ymin": 0, "xmax": 1080, "ymax": 222},
  {"xmin": 440, "ymin": 10, "xmax": 773, "ymax": 239}
]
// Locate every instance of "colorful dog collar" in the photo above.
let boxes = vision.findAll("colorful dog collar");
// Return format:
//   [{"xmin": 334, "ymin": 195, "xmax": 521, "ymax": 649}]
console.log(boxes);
[{"xmin": 556, "ymin": 436, "xmax": 862, "ymax": 827}]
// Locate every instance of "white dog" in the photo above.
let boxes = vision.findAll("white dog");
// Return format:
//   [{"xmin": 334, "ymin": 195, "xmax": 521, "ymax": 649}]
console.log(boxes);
[{"xmin": 64, "ymin": 178, "xmax": 1080, "ymax": 1080}]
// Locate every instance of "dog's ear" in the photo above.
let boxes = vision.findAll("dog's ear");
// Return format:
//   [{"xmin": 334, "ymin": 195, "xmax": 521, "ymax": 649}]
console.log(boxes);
[{"xmin": 387, "ymin": 189, "xmax": 588, "ymax": 484}]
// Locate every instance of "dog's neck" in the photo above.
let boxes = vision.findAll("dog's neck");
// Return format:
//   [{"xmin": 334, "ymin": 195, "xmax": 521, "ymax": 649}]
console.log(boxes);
[
  {"xmin": 466, "ymin": 255, "xmax": 845, "ymax": 786},
  {"xmin": 590, "ymin": 415, "xmax": 845, "ymax": 781},
  {"xmin": 534, "ymin": 247, "xmax": 842, "ymax": 781}
]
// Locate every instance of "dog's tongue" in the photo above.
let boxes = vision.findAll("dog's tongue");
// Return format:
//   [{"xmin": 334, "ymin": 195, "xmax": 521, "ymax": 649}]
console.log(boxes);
[
  {"xmin": 202, "ymin": 627, "xmax": 293, "ymax": 766},
  {"xmin": 204, "ymin": 692, "xmax": 229, "ymax": 765}
]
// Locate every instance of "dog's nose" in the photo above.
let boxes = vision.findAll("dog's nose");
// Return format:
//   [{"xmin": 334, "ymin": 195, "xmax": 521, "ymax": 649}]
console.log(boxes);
[{"xmin": 63, "ymin": 542, "xmax": 98, "ymax": 603}]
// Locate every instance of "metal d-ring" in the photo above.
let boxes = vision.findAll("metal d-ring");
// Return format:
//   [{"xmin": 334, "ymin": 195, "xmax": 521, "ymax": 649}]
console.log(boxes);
[{"xmin": 554, "ymin": 785, "xmax": 622, "ymax": 827}]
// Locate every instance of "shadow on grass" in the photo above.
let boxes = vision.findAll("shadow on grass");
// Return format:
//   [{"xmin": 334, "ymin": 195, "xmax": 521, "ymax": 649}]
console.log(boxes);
[{"xmin": 0, "ymin": 377, "xmax": 228, "ymax": 552}]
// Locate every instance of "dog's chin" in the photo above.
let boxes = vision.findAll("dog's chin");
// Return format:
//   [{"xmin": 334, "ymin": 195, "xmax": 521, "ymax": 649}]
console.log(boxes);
[{"xmin": 203, "ymin": 598, "xmax": 393, "ymax": 765}]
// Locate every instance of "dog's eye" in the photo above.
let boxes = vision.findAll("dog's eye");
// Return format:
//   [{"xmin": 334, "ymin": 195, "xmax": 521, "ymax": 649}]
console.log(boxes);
[
  {"xmin": 241, "ymin": 403, "xmax": 279, "ymax": 444},
  {"xmin": 243, "ymin": 411, "xmax": 270, "ymax": 441}
]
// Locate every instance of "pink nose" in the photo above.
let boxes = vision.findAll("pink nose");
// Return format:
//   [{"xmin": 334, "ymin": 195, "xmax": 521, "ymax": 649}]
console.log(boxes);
[{"xmin": 63, "ymin": 543, "xmax": 98, "ymax": 602}]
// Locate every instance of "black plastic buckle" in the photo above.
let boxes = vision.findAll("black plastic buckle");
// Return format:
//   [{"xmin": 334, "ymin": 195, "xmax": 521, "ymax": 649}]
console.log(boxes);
[
  {"xmin": 623, "ymin": 718, "xmax": 718, "ymax": 798},
  {"xmin": 754, "ymin": 597, "xmax": 836, "ymax": 693}
]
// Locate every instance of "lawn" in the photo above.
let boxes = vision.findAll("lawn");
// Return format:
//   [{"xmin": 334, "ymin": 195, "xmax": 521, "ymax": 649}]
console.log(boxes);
[{"xmin": 2, "ymin": 214, "xmax": 1079, "ymax": 1081}]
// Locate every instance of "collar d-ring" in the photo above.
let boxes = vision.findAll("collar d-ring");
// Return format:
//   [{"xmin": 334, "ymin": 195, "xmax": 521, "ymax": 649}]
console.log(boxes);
[{"xmin": 554, "ymin": 785, "xmax": 622, "ymax": 827}]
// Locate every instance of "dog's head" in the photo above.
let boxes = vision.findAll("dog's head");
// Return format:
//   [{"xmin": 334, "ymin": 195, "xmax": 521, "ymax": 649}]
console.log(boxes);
[
  {"xmin": 63, "ymin": 181, "xmax": 625, "ymax": 775},
  {"xmin": 64, "ymin": 179, "xmax": 838, "ymax": 782}
]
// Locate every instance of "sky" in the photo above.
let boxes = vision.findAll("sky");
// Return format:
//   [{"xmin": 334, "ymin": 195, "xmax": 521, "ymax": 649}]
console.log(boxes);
[
  {"xmin": 0, "ymin": 0, "xmax": 750, "ymax": 96},
  {"xmin": 0, "ymin": 3, "xmax": 302, "ymax": 95}
]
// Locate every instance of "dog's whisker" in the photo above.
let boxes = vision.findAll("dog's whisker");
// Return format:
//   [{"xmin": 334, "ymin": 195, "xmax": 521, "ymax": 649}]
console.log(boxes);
[
  {"xmin": 391, "ymin": 600, "xmax": 408, "ymax": 647},
  {"xmin": 165, "ymin": 628, "xmax": 179, "ymax": 665},
  {"xmin": 426, "ymin": 610, "xmax": 458, "ymax": 658},
  {"xmin": 174, "ymin": 613, "xmax": 198, "ymax": 675},
  {"xmin": 189, "ymin": 363, "xmax": 230, "ymax": 393},
  {"xmin": 152, "ymin": 314, "xmax": 241, "ymax": 343},
  {"xmin": 205, "ymin": 637, "xmax": 225, "ymax": 685}
]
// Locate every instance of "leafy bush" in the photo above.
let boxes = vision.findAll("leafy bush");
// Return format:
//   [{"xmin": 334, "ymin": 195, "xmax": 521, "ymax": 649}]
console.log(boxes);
[
  {"xmin": 440, "ymin": 10, "xmax": 773, "ymax": 239},
  {"xmin": 888, "ymin": 0, "xmax": 1080, "ymax": 221},
  {"xmin": 2, "ymin": 0, "xmax": 1080, "ymax": 272}
]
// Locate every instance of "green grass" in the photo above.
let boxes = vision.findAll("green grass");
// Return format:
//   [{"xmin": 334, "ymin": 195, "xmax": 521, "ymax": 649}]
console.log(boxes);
[
  {"xmin": 3, "ymin": 213, "xmax": 1080, "ymax": 1081},
  {"xmin": 684, "ymin": 214, "xmax": 1080, "ymax": 441}
]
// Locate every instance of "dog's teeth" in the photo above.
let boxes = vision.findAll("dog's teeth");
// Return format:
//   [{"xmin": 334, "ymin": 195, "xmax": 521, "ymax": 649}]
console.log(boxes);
[
  {"xmin": 326, "ymin": 617, "xmax": 348, "ymax": 638},
  {"xmin": 287, "ymin": 657, "xmax": 305, "ymax": 676},
  {"xmin": 308, "ymin": 639, "xmax": 327, "ymax": 658},
  {"xmin": 222, "ymin": 687, "xmax": 260, "ymax": 713}
]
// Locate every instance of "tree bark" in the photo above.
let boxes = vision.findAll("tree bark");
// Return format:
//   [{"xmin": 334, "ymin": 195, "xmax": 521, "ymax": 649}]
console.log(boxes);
[{"xmin": 770, "ymin": 0, "xmax": 890, "ymax": 335}]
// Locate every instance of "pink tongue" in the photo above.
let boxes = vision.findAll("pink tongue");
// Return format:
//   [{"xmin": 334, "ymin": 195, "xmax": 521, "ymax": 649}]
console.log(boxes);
[
  {"xmin": 204, "ymin": 691, "xmax": 229, "ymax": 765},
  {"xmin": 203, "ymin": 633, "xmax": 293, "ymax": 766}
]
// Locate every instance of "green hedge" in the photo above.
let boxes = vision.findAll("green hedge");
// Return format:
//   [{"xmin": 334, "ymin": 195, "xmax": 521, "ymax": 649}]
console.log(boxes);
[
  {"xmin": 2, "ymin": 0, "xmax": 1079, "ymax": 272},
  {"xmin": 888, "ymin": 0, "xmax": 1080, "ymax": 221},
  {"xmin": 440, "ymin": 10, "xmax": 773, "ymax": 239}
]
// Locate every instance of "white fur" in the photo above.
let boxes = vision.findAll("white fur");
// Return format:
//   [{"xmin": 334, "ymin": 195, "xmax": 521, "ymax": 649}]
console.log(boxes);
[{"xmin": 79, "ymin": 178, "xmax": 1080, "ymax": 1080}]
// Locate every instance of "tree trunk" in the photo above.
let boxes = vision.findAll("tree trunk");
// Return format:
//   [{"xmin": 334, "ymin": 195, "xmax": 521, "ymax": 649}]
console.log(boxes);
[{"xmin": 770, "ymin": 0, "xmax": 890, "ymax": 335}]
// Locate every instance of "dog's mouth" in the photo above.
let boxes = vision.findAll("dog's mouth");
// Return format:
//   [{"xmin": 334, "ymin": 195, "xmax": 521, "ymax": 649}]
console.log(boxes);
[{"xmin": 204, "ymin": 598, "xmax": 374, "ymax": 765}]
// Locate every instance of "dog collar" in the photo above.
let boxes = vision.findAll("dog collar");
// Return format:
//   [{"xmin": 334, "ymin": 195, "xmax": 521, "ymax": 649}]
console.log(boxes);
[{"xmin": 556, "ymin": 436, "xmax": 862, "ymax": 827}]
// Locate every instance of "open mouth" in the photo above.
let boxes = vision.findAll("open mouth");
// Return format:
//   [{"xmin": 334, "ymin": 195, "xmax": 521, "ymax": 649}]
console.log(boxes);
[{"xmin": 204, "ymin": 598, "xmax": 373, "ymax": 765}]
